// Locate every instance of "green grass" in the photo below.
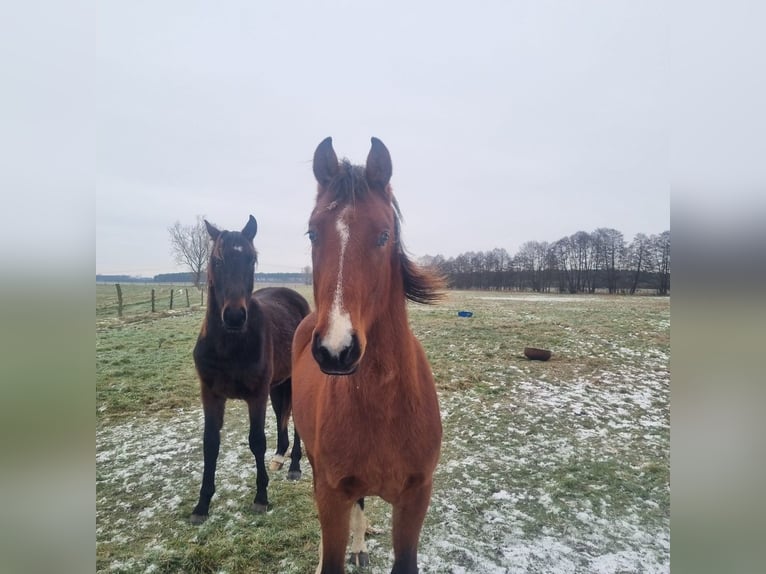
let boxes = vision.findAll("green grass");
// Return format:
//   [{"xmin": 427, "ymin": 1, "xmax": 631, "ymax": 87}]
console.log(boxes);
[
  {"xmin": 97, "ymin": 311, "xmax": 202, "ymax": 415},
  {"xmin": 97, "ymin": 287, "xmax": 669, "ymax": 573}
]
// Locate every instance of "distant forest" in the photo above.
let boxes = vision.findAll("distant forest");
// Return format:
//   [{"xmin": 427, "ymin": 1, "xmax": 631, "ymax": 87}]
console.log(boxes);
[
  {"xmin": 96, "ymin": 272, "xmax": 310, "ymax": 285},
  {"xmin": 425, "ymin": 228, "xmax": 670, "ymax": 295},
  {"xmin": 97, "ymin": 227, "xmax": 670, "ymax": 296}
]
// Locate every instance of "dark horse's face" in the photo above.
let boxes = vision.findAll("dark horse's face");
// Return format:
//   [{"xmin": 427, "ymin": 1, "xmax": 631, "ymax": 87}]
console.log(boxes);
[
  {"xmin": 205, "ymin": 215, "xmax": 258, "ymax": 332},
  {"xmin": 307, "ymin": 137, "xmax": 396, "ymax": 375}
]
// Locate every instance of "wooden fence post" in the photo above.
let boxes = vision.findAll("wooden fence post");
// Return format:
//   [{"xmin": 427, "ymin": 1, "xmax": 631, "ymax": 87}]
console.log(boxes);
[
  {"xmin": 115, "ymin": 283, "xmax": 123, "ymax": 317},
  {"xmin": 185, "ymin": 288, "xmax": 190, "ymax": 307},
  {"xmin": 151, "ymin": 289, "xmax": 155, "ymax": 312},
  {"xmin": 170, "ymin": 289, "xmax": 174, "ymax": 310}
]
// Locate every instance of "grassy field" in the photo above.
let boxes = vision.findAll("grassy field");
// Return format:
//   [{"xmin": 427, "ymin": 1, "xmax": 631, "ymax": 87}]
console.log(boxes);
[{"xmin": 96, "ymin": 284, "xmax": 669, "ymax": 573}]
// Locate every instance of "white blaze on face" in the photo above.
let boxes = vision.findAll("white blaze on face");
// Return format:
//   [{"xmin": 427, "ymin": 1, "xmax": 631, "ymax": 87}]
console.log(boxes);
[{"xmin": 322, "ymin": 207, "xmax": 353, "ymax": 357}]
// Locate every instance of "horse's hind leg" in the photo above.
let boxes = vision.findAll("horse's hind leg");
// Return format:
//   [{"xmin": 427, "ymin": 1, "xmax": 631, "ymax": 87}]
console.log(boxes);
[
  {"xmin": 390, "ymin": 481, "xmax": 433, "ymax": 574},
  {"xmin": 247, "ymin": 397, "xmax": 270, "ymax": 513},
  {"xmin": 286, "ymin": 422, "xmax": 302, "ymax": 480},
  {"xmin": 191, "ymin": 391, "xmax": 225, "ymax": 524},
  {"xmin": 268, "ymin": 385, "xmax": 288, "ymax": 470},
  {"xmin": 348, "ymin": 498, "xmax": 369, "ymax": 567},
  {"xmin": 285, "ymin": 379, "xmax": 302, "ymax": 480}
]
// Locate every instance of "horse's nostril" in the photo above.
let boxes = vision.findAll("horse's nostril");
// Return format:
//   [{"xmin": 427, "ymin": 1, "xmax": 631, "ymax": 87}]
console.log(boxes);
[
  {"xmin": 339, "ymin": 334, "xmax": 361, "ymax": 368},
  {"xmin": 311, "ymin": 331, "xmax": 322, "ymax": 354},
  {"xmin": 311, "ymin": 332, "xmax": 333, "ymax": 364}
]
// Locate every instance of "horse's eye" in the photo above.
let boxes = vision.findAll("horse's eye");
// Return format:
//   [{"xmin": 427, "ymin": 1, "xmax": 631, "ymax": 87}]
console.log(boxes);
[
  {"xmin": 307, "ymin": 230, "xmax": 318, "ymax": 244},
  {"xmin": 377, "ymin": 230, "xmax": 390, "ymax": 247}
]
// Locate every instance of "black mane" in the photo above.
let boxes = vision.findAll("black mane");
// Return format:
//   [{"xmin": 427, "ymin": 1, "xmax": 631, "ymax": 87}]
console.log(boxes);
[{"xmin": 326, "ymin": 160, "xmax": 368, "ymax": 203}]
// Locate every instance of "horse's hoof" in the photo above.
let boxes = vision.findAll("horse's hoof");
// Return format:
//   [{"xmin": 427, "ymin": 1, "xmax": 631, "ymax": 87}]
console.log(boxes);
[
  {"xmin": 251, "ymin": 502, "xmax": 269, "ymax": 514},
  {"xmin": 269, "ymin": 455, "xmax": 285, "ymax": 471},
  {"xmin": 286, "ymin": 470, "xmax": 302, "ymax": 481},
  {"xmin": 190, "ymin": 513, "xmax": 208, "ymax": 525},
  {"xmin": 348, "ymin": 552, "xmax": 370, "ymax": 567}
]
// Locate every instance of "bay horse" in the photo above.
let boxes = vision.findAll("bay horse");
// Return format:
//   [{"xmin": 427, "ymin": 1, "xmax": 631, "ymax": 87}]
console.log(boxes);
[
  {"xmin": 190, "ymin": 215, "xmax": 310, "ymax": 524},
  {"xmin": 292, "ymin": 137, "xmax": 445, "ymax": 573}
]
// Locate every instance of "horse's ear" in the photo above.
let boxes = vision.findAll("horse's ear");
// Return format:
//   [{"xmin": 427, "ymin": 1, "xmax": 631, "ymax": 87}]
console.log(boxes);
[
  {"xmin": 204, "ymin": 219, "xmax": 220, "ymax": 241},
  {"xmin": 242, "ymin": 215, "xmax": 257, "ymax": 241},
  {"xmin": 313, "ymin": 136, "xmax": 339, "ymax": 187},
  {"xmin": 365, "ymin": 137, "xmax": 392, "ymax": 190}
]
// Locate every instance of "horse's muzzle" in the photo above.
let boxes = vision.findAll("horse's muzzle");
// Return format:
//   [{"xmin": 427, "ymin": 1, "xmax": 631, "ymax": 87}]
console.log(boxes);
[
  {"xmin": 222, "ymin": 305, "xmax": 247, "ymax": 331},
  {"xmin": 312, "ymin": 331, "xmax": 361, "ymax": 376}
]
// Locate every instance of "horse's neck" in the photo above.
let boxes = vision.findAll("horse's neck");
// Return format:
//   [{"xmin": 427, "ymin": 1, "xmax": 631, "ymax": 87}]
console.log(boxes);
[{"xmin": 364, "ymin": 298, "xmax": 416, "ymax": 370}]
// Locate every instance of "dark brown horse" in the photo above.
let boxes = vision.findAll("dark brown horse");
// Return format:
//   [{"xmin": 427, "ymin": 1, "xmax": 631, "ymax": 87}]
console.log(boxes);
[
  {"xmin": 292, "ymin": 138, "xmax": 445, "ymax": 573},
  {"xmin": 190, "ymin": 215, "xmax": 310, "ymax": 524}
]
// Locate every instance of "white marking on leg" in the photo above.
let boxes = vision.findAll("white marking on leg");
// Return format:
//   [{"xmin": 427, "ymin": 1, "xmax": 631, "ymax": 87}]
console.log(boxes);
[
  {"xmin": 322, "ymin": 208, "xmax": 354, "ymax": 356},
  {"xmin": 349, "ymin": 503, "xmax": 368, "ymax": 555},
  {"xmin": 269, "ymin": 454, "xmax": 285, "ymax": 470}
]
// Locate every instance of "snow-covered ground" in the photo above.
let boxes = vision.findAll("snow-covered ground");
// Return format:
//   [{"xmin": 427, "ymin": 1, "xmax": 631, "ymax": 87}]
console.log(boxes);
[{"xmin": 98, "ymin": 367, "xmax": 668, "ymax": 573}]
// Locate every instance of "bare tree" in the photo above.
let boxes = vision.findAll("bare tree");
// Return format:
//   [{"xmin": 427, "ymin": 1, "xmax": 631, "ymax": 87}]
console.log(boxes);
[
  {"xmin": 168, "ymin": 215, "xmax": 209, "ymax": 290},
  {"xmin": 593, "ymin": 228, "xmax": 625, "ymax": 294},
  {"xmin": 652, "ymin": 230, "xmax": 671, "ymax": 295},
  {"xmin": 626, "ymin": 233, "xmax": 651, "ymax": 294},
  {"xmin": 553, "ymin": 236, "xmax": 577, "ymax": 293},
  {"xmin": 516, "ymin": 240, "xmax": 554, "ymax": 292}
]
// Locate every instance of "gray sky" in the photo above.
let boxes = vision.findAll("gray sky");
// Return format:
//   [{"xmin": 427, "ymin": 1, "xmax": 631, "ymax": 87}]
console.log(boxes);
[{"xmin": 96, "ymin": 0, "xmax": 668, "ymax": 276}]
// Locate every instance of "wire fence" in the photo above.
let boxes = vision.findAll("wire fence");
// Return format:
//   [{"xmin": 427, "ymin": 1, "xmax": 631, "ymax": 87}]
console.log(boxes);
[{"xmin": 96, "ymin": 283, "xmax": 204, "ymax": 318}]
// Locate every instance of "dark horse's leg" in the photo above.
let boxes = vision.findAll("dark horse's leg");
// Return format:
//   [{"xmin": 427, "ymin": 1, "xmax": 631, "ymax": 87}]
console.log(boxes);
[
  {"xmin": 287, "ymin": 421, "xmax": 303, "ymax": 481},
  {"xmin": 191, "ymin": 390, "xmax": 225, "ymax": 524},
  {"xmin": 269, "ymin": 380, "xmax": 302, "ymax": 480},
  {"xmin": 247, "ymin": 397, "xmax": 270, "ymax": 513},
  {"xmin": 283, "ymin": 379, "xmax": 302, "ymax": 481},
  {"xmin": 269, "ymin": 384, "xmax": 289, "ymax": 470}
]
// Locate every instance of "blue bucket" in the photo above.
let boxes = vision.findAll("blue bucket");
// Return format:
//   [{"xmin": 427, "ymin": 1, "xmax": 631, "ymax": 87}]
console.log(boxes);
[{"xmin": 457, "ymin": 311, "xmax": 473, "ymax": 318}]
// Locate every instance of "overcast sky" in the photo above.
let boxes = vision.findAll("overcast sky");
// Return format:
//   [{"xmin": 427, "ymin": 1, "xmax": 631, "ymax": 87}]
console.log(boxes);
[{"xmin": 96, "ymin": 0, "xmax": 668, "ymax": 276}]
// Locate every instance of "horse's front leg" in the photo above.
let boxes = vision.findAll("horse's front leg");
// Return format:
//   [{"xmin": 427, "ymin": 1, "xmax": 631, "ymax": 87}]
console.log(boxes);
[
  {"xmin": 190, "ymin": 390, "xmax": 225, "ymax": 524},
  {"xmin": 390, "ymin": 479, "xmax": 433, "ymax": 574},
  {"xmin": 247, "ymin": 397, "xmax": 270, "ymax": 513},
  {"xmin": 315, "ymin": 483, "xmax": 355, "ymax": 574}
]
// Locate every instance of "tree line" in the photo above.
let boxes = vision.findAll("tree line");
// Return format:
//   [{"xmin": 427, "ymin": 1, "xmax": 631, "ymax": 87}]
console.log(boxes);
[
  {"xmin": 423, "ymin": 228, "xmax": 670, "ymax": 295},
  {"xmin": 164, "ymin": 217, "xmax": 669, "ymax": 295},
  {"xmin": 96, "ymin": 272, "xmax": 310, "ymax": 284}
]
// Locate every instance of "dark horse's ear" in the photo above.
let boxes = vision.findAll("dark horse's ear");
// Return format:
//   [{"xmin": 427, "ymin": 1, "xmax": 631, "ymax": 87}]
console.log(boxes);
[
  {"xmin": 242, "ymin": 215, "xmax": 257, "ymax": 242},
  {"xmin": 204, "ymin": 219, "xmax": 220, "ymax": 241},
  {"xmin": 365, "ymin": 137, "xmax": 392, "ymax": 190},
  {"xmin": 313, "ymin": 136, "xmax": 339, "ymax": 187}
]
